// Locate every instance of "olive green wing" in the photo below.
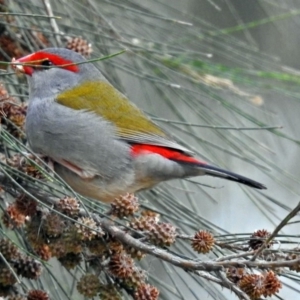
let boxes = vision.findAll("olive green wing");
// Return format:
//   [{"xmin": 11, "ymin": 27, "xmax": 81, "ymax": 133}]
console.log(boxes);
[{"xmin": 56, "ymin": 81, "xmax": 193, "ymax": 154}]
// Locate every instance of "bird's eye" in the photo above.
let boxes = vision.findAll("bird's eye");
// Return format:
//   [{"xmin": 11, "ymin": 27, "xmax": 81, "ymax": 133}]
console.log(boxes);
[{"xmin": 41, "ymin": 59, "xmax": 53, "ymax": 67}]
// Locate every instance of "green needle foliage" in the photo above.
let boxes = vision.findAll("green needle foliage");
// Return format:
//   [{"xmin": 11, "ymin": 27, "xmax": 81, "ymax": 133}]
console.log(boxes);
[{"xmin": 1, "ymin": 0, "xmax": 300, "ymax": 300}]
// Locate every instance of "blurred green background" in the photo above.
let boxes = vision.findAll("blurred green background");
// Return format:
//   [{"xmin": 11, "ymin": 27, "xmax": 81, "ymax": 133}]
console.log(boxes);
[{"xmin": 2, "ymin": 0, "xmax": 300, "ymax": 299}]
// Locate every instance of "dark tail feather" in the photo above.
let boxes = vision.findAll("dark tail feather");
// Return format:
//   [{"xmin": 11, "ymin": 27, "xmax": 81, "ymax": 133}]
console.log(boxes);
[{"xmin": 200, "ymin": 164, "xmax": 266, "ymax": 190}]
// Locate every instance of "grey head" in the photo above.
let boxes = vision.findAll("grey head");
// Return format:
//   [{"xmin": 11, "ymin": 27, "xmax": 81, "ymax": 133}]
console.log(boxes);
[{"xmin": 16, "ymin": 48, "xmax": 105, "ymax": 99}]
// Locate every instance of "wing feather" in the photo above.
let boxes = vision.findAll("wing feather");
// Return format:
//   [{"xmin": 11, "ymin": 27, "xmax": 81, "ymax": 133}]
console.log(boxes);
[
  {"xmin": 56, "ymin": 80, "xmax": 193, "ymax": 154},
  {"xmin": 119, "ymin": 130, "xmax": 193, "ymax": 154}
]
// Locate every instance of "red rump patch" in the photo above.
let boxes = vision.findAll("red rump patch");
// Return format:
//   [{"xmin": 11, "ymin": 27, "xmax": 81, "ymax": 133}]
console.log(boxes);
[
  {"xmin": 131, "ymin": 144, "xmax": 206, "ymax": 164},
  {"xmin": 16, "ymin": 51, "xmax": 79, "ymax": 73}
]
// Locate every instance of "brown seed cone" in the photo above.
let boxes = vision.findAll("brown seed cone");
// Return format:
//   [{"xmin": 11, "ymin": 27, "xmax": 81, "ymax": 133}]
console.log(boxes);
[
  {"xmin": 111, "ymin": 193, "xmax": 140, "ymax": 218},
  {"xmin": 126, "ymin": 246, "xmax": 146, "ymax": 260},
  {"xmin": 43, "ymin": 213, "xmax": 65, "ymax": 237},
  {"xmin": 25, "ymin": 216, "xmax": 45, "ymax": 250},
  {"xmin": 27, "ymin": 289, "xmax": 49, "ymax": 300},
  {"xmin": 286, "ymin": 253, "xmax": 300, "ymax": 272},
  {"xmin": 124, "ymin": 267, "xmax": 146, "ymax": 288},
  {"xmin": 62, "ymin": 226, "xmax": 83, "ymax": 254},
  {"xmin": 56, "ymin": 197, "xmax": 80, "ymax": 216},
  {"xmin": 15, "ymin": 194, "xmax": 37, "ymax": 217},
  {"xmin": 2, "ymin": 204, "xmax": 26, "ymax": 228},
  {"xmin": 20, "ymin": 156, "xmax": 45, "ymax": 179},
  {"xmin": 0, "ymin": 267, "xmax": 17, "ymax": 286},
  {"xmin": 65, "ymin": 36, "xmax": 93, "ymax": 57},
  {"xmin": 22, "ymin": 161, "xmax": 44, "ymax": 180},
  {"xmin": 0, "ymin": 83, "xmax": 26, "ymax": 139},
  {"xmin": 9, "ymin": 112, "xmax": 26, "ymax": 128},
  {"xmin": 148, "ymin": 222, "xmax": 177, "ymax": 247},
  {"xmin": 6, "ymin": 154, "xmax": 44, "ymax": 179},
  {"xmin": 109, "ymin": 252, "xmax": 135, "ymax": 279},
  {"xmin": 239, "ymin": 274, "xmax": 265, "ymax": 300},
  {"xmin": 77, "ymin": 274, "xmax": 101, "ymax": 298},
  {"xmin": 108, "ymin": 240, "xmax": 124, "ymax": 254},
  {"xmin": 12, "ymin": 256, "xmax": 42, "ymax": 279},
  {"xmin": 191, "ymin": 230, "xmax": 215, "ymax": 254},
  {"xmin": 141, "ymin": 210, "xmax": 160, "ymax": 222},
  {"xmin": 48, "ymin": 238, "xmax": 66, "ymax": 258},
  {"xmin": 263, "ymin": 271, "xmax": 282, "ymax": 297},
  {"xmin": 249, "ymin": 229, "xmax": 272, "ymax": 250},
  {"xmin": 98, "ymin": 284, "xmax": 122, "ymax": 300},
  {"xmin": 75, "ymin": 217, "xmax": 101, "ymax": 241},
  {"xmin": 87, "ymin": 238, "xmax": 108, "ymax": 257},
  {"xmin": 12, "ymin": 103, "xmax": 26, "ymax": 122},
  {"xmin": 130, "ymin": 216, "xmax": 157, "ymax": 232},
  {"xmin": 35, "ymin": 244, "xmax": 52, "ymax": 261},
  {"xmin": 226, "ymin": 267, "xmax": 246, "ymax": 283},
  {"xmin": 134, "ymin": 283, "xmax": 159, "ymax": 300},
  {"xmin": 0, "ymin": 239, "xmax": 21, "ymax": 261},
  {"xmin": 58, "ymin": 253, "xmax": 82, "ymax": 270}
]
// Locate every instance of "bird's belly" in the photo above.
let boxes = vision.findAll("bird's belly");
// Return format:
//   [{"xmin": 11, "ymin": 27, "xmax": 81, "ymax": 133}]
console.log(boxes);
[
  {"xmin": 55, "ymin": 162, "xmax": 157, "ymax": 202},
  {"xmin": 55, "ymin": 163, "xmax": 139, "ymax": 203}
]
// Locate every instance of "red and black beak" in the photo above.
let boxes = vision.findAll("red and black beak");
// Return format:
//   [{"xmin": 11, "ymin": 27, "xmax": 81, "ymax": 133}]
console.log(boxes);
[{"xmin": 11, "ymin": 54, "xmax": 36, "ymax": 76}]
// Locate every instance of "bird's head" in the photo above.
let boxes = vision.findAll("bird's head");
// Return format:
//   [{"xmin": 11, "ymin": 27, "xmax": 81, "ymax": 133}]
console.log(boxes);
[{"xmin": 12, "ymin": 48, "xmax": 102, "ymax": 98}]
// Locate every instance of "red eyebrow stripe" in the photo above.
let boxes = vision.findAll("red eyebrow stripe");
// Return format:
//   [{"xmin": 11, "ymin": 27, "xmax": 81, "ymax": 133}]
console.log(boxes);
[{"xmin": 16, "ymin": 51, "xmax": 79, "ymax": 73}]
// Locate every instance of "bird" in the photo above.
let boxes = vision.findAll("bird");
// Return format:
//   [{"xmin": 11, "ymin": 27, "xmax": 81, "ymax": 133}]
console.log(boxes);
[{"xmin": 12, "ymin": 48, "xmax": 266, "ymax": 202}]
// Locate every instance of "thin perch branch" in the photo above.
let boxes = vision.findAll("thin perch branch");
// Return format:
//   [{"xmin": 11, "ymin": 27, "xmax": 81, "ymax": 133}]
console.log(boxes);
[{"xmin": 42, "ymin": 0, "xmax": 62, "ymax": 46}]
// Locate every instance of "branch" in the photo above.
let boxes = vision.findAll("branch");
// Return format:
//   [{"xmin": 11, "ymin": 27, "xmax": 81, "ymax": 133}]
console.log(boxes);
[
  {"xmin": 0, "ymin": 170, "xmax": 293, "ymax": 300},
  {"xmin": 101, "ymin": 218, "xmax": 300, "ymax": 270},
  {"xmin": 42, "ymin": 0, "xmax": 62, "ymax": 45},
  {"xmin": 1, "ymin": 170, "xmax": 299, "ymax": 272}
]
